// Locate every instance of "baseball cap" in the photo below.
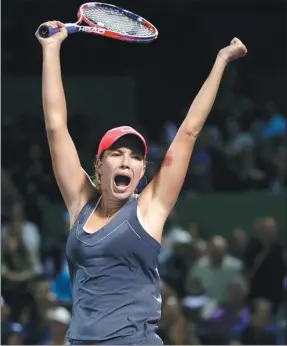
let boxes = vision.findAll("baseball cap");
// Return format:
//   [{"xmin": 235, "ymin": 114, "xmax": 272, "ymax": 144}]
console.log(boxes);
[{"xmin": 97, "ymin": 126, "xmax": 147, "ymax": 159}]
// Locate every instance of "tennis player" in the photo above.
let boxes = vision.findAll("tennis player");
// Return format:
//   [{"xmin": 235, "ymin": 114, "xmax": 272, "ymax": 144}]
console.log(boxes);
[{"xmin": 36, "ymin": 21, "xmax": 247, "ymax": 345}]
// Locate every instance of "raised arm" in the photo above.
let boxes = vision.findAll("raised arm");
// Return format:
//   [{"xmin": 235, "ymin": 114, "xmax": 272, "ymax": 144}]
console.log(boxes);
[
  {"xmin": 36, "ymin": 21, "xmax": 92, "ymax": 221},
  {"xmin": 140, "ymin": 38, "xmax": 247, "ymax": 241}
]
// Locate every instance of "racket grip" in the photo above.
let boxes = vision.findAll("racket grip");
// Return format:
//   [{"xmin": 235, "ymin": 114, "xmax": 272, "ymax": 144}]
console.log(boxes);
[
  {"xmin": 38, "ymin": 25, "xmax": 78, "ymax": 38},
  {"xmin": 38, "ymin": 25, "xmax": 60, "ymax": 38}
]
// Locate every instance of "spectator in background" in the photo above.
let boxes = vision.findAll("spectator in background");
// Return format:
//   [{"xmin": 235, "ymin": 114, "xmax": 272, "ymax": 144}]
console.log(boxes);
[
  {"xmin": 1, "ymin": 204, "xmax": 42, "ymax": 321},
  {"xmin": 47, "ymin": 306, "xmax": 71, "ymax": 345},
  {"xmin": 159, "ymin": 209, "xmax": 191, "ymax": 267},
  {"xmin": 186, "ymin": 236, "xmax": 243, "ymax": 302},
  {"xmin": 269, "ymin": 143, "xmax": 287, "ymax": 192},
  {"xmin": 162, "ymin": 210, "xmax": 191, "ymax": 246},
  {"xmin": 158, "ymin": 282, "xmax": 193, "ymax": 345},
  {"xmin": 224, "ymin": 116, "xmax": 268, "ymax": 190},
  {"xmin": 6, "ymin": 323, "xmax": 25, "ymax": 345},
  {"xmin": 182, "ymin": 277, "xmax": 217, "ymax": 326},
  {"xmin": 51, "ymin": 260, "xmax": 72, "ymax": 310},
  {"xmin": 263, "ymin": 101, "xmax": 286, "ymax": 139},
  {"xmin": 19, "ymin": 276, "xmax": 58, "ymax": 344},
  {"xmin": 244, "ymin": 217, "xmax": 286, "ymax": 313},
  {"xmin": 254, "ymin": 102, "xmax": 286, "ymax": 170},
  {"xmin": 193, "ymin": 239, "xmax": 208, "ymax": 259},
  {"xmin": 50, "ymin": 211, "xmax": 72, "ymax": 309},
  {"xmin": 184, "ymin": 222, "xmax": 208, "ymax": 261},
  {"xmin": 230, "ymin": 228, "xmax": 248, "ymax": 260},
  {"xmin": 237, "ymin": 299, "xmax": 282, "ymax": 345},
  {"xmin": 224, "ymin": 116, "xmax": 255, "ymax": 160},
  {"xmin": 1, "ymin": 168, "xmax": 23, "ymax": 221},
  {"xmin": 163, "ymin": 121, "xmax": 178, "ymax": 145},
  {"xmin": 250, "ymin": 102, "xmax": 285, "ymax": 146},
  {"xmin": 1, "ymin": 203, "xmax": 43, "ymax": 275},
  {"xmin": 206, "ymin": 277, "xmax": 249, "ymax": 342},
  {"xmin": 187, "ymin": 130, "xmax": 213, "ymax": 193},
  {"xmin": 159, "ymin": 210, "xmax": 192, "ymax": 294},
  {"xmin": 205, "ymin": 123, "xmax": 225, "ymax": 152},
  {"xmin": 1, "ymin": 297, "xmax": 11, "ymax": 345}
]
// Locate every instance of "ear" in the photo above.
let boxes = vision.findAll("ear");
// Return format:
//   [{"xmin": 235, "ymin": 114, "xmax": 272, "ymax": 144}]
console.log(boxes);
[
  {"xmin": 141, "ymin": 161, "xmax": 146, "ymax": 179},
  {"xmin": 95, "ymin": 156, "xmax": 103, "ymax": 175}
]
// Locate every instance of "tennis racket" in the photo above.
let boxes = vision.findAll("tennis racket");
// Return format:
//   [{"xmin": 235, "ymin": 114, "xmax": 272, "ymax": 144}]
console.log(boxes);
[{"xmin": 38, "ymin": 2, "xmax": 158, "ymax": 43}]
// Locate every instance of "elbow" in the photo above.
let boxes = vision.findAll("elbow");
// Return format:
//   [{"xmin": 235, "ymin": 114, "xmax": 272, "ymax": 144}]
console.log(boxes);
[
  {"xmin": 46, "ymin": 126, "xmax": 67, "ymax": 139},
  {"xmin": 184, "ymin": 126, "xmax": 201, "ymax": 139},
  {"xmin": 186, "ymin": 129, "xmax": 200, "ymax": 139},
  {"xmin": 46, "ymin": 126, "xmax": 60, "ymax": 136},
  {"xmin": 182, "ymin": 119, "xmax": 202, "ymax": 140},
  {"xmin": 45, "ymin": 120, "xmax": 67, "ymax": 135},
  {"xmin": 44, "ymin": 111, "xmax": 67, "ymax": 134}
]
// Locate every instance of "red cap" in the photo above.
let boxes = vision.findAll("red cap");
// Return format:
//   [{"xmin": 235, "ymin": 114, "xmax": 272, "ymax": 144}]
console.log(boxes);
[{"xmin": 97, "ymin": 126, "xmax": 148, "ymax": 159}]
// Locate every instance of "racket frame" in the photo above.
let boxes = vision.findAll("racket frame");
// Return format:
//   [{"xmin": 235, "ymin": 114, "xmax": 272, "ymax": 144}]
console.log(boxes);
[{"xmin": 40, "ymin": 2, "xmax": 158, "ymax": 43}]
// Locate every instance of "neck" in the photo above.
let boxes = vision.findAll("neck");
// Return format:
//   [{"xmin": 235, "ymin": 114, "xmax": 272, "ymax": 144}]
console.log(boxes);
[{"xmin": 99, "ymin": 193, "xmax": 131, "ymax": 218}]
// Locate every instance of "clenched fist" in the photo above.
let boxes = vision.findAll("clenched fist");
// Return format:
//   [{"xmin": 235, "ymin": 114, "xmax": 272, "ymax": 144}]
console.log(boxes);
[{"xmin": 218, "ymin": 37, "xmax": 247, "ymax": 62}]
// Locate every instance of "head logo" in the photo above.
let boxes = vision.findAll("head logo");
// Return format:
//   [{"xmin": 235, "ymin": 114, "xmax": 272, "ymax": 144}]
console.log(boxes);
[{"xmin": 78, "ymin": 26, "xmax": 105, "ymax": 34}]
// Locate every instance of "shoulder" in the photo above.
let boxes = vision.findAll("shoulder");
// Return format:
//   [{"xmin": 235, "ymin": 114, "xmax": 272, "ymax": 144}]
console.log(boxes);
[{"xmin": 70, "ymin": 188, "xmax": 100, "ymax": 227}]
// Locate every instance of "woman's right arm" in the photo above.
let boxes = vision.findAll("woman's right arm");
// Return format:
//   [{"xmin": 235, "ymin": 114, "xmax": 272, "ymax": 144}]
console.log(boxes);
[{"xmin": 37, "ymin": 21, "xmax": 92, "ymax": 220}]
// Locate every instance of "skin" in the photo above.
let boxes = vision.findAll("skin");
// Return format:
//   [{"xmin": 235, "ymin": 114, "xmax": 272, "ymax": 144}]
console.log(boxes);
[
  {"xmin": 97, "ymin": 135, "xmax": 146, "ymax": 204},
  {"xmin": 35, "ymin": 20, "xmax": 247, "ymax": 243}
]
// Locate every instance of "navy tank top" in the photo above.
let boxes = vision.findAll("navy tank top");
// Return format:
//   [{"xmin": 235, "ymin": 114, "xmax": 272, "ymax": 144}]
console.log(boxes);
[{"xmin": 65, "ymin": 194, "xmax": 162, "ymax": 344}]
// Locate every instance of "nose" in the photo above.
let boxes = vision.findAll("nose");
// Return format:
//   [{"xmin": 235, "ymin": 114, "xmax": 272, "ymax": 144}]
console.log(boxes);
[{"xmin": 120, "ymin": 153, "xmax": 131, "ymax": 168}]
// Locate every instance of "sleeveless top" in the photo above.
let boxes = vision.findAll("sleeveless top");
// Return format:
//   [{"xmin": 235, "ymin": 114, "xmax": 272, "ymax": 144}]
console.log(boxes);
[{"xmin": 65, "ymin": 194, "xmax": 162, "ymax": 343}]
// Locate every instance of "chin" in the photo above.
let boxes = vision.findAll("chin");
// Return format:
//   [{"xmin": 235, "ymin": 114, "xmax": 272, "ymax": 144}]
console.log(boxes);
[{"xmin": 111, "ymin": 185, "xmax": 136, "ymax": 201}]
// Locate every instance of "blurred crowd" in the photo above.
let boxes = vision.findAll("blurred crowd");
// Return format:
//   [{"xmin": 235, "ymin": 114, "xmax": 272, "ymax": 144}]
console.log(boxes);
[{"xmin": 158, "ymin": 212, "xmax": 286, "ymax": 345}]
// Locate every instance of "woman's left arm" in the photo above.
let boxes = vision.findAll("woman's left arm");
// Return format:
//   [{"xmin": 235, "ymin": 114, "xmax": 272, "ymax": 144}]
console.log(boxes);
[{"xmin": 140, "ymin": 38, "xmax": 247, "ymax": 240}]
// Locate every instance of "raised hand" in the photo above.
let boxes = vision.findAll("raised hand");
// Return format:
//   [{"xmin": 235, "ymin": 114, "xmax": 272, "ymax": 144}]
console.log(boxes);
[
  {"xmin": 35, "ymin": 21, "xmax": 68, "ymax": 47},
  {"xmin": 218, "ymin": 37, "xmax": 247, "ymax": 62}
]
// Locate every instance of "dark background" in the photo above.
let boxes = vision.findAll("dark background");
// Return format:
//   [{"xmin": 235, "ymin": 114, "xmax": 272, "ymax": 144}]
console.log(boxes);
[{"xmin": 3, "ymin": 0, "xmax": 286, "ymax": 140}]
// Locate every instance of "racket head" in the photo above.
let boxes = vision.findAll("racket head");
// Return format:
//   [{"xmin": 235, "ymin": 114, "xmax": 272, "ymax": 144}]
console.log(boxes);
[{"xmin": 77, "ymin": 2, "xmax": 158, "ymax": 43}]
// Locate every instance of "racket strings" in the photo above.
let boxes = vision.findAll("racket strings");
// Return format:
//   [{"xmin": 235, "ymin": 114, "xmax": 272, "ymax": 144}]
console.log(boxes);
[{"xmin": 82, "ymin": 6, "xmax": 154, "ymax": 37}]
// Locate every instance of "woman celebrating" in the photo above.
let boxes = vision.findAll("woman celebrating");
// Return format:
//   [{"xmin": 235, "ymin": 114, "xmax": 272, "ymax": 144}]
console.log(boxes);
[{"xmin": 36, "ymin": 21, "xmax": 247, "ymax": 345}]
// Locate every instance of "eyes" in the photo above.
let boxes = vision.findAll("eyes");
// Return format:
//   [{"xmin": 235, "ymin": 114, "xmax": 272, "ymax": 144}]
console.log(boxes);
[
  {"xmin": 110, "ymin": 151, "xmax": 143, "ymax": 161},
  {"xmin": 133, "ymin": 155, "xmax": 143, "ymax": 161}
]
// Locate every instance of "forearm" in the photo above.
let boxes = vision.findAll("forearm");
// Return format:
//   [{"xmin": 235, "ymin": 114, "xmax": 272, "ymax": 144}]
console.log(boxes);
[
  {"xmin": 181, "ymin": 55, "xmax": 227, "ymax": 137},
  {"xmin": 42, "ymin": 45, "xmax": 67, "ymax": 131}
]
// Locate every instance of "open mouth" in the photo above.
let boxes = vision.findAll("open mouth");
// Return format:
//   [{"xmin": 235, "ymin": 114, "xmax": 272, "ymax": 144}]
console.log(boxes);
[{"xmin": 114, "ymin": 175, "xmax": 131, "ymax": 187}]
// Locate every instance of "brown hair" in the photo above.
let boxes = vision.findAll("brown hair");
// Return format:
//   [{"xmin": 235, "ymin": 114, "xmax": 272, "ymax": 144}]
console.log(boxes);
[
  {"xmin": 92, "ymin": 171, "xmax": 101, "ymax": 191},
  {"xmin": 92, "ymin": 155, "xmax": 101, "ymax": 191}
]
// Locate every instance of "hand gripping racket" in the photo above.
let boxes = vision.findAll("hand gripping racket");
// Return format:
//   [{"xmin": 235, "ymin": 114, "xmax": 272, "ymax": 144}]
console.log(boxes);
[{"xmin": 38, "ymin": 2, "xmax": 158, "ymax": 43}]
